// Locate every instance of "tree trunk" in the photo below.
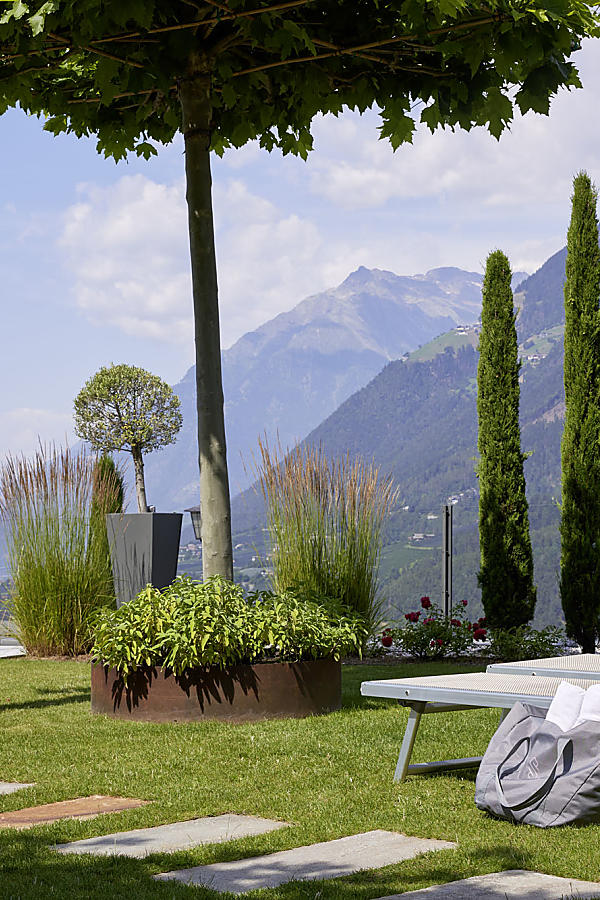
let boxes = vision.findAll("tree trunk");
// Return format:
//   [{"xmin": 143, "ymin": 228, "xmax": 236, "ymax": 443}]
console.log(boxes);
[
  {"xmin": 178, "ymin": 68, "xmax": 233, "ymax": 581},
  {"xmin": 131, "ymin": 446, "xmax": 148, "ymax": 513}
]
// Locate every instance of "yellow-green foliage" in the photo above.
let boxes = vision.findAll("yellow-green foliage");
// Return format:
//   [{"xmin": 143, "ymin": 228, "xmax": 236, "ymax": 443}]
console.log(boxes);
[{"xmin": 91, "ymin": 575, "xmax": 368, "ymax": 677}]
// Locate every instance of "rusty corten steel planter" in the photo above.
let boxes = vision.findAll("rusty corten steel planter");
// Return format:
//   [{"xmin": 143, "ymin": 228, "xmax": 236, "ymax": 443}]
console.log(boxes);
[{"xmin": 91, "ymin": 657, "xmax": 341, "ymax": 722}]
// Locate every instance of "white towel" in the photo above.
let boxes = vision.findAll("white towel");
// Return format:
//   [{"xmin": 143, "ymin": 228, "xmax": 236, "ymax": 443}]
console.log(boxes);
[
  {"xmin": 574, "ymin": 683, "xmax": 600, "ymax": 728},
  {"xmin": 545, "ymin": 681, "xmax": 585, "ymax": 732}
]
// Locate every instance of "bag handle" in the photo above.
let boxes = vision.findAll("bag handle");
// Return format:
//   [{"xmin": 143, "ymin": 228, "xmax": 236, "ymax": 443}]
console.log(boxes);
[{"xmin": 495, "ymin": 736, "xmax": 573, "ymax": 815}]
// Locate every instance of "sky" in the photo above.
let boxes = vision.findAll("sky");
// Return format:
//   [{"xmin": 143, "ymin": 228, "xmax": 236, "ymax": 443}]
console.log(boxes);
[{"xmin": 1, "ymin": 39, "xmax": 600, "ymax": 460}]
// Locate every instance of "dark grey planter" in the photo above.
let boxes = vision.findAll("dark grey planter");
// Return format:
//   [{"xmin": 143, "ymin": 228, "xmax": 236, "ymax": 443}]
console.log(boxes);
[{"xmin": 106, "ymin": 512, "xmax": 183, "ymax": 607}]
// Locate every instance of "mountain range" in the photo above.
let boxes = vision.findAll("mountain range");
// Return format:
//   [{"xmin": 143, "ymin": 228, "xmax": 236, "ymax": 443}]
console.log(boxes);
[
  {"xmin": 144, "ymin": 265, "xmax": 526, "ymax": 510},
  {"xmin": 229, "ymin": 247, "xmax": 567, "ymax": 628}
]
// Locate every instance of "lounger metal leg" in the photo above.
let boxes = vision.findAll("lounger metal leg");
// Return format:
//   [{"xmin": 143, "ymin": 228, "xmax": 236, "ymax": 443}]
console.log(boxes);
[
  {"xmin": 393, "ymin": 701, "xmax": 487, "ymax": 782},
  {"xmin": 394, "ymin": 701, "xmax": 426, "ymax": 783}
]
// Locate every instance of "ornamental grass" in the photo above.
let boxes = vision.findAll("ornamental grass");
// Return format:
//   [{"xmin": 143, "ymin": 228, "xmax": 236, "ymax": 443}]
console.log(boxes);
[
  {"xmin": 0, "ymin": 444, "xmax": 124, "ymax": 656},
  {"xmin": 256, "ymin": 438, "xmax": 398, "ymax": 636}
]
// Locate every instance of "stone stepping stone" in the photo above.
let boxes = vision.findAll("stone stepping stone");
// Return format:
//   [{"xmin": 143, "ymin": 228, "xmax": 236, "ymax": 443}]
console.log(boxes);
[
  {"xmin": 155, "ymin": 830, "xmax": 456, "ymax": 894},
  {"xmin": 54, "ymin": 813, "xmax": 290, "ymax": 858},
  {"xmin": 0, "ymin": 782, "xmax": 35, "ymax": 795},
  {"xmin": 374, "ymin": 869, "xmax": 600, "ymax": 899},
  {"xmin": 0, "ymin": 795, "xmax": 146, "ymax": 830}
]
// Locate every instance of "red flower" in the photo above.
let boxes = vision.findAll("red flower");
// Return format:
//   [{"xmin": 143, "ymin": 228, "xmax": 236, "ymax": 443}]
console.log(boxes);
[
  {"xmin": 450, "ymin": 618, "xmax": 461, "ymax": 627},
  {"xmin": 473, "ymin": 627, "xmax": 487, "ymax": 641},
  {"xmin": 405, "ymin": 611, "xmax": 420, "ymax": 623},
  {"xmin": 423, "ymin": 617, "xmax": 435, "ymax": 625},
  {"xmin": 478, "ymin": 617, "xmax": 487, "ymax": 626},
  {"xmin": 461, "ymin": 599, "xmax": 468, "ymax": 607},
  {"xmin": 436, "ymin": 638, "xmax": 443, "ymax": 646},
  {"xmin": 465, "ymin": 622, "xmax": 472, "ymax": 631},
  {"xmin": 420, "ymin": 596, "xmax": 432, "ymax": 609},
  {"xmin": 381, "ymin": 634, "xmax": 393, "ymax": 648}
]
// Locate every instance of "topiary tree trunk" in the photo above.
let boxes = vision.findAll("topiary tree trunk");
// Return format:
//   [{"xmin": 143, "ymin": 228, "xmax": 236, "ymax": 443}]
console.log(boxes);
[
  {"xmin": 477, "ymin": 249, "xmax": 536, "ymax": 630},
  {"xmin": 560, "ymin": 172, "xmax": 600, "ymax": 654},
  {"xmin": 131, "ymin": 445, "xmax": 149, "ymax": 513}
]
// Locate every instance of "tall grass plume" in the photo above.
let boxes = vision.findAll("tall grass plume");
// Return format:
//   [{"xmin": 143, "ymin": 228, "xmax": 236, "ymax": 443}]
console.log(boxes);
[
  {"xmin": 0, "ymin": 445, "xmax": 124, "ymax": 655},
  {"xmin": 256, "ymin": 438, "xmax": 398, "ymax": 636}
]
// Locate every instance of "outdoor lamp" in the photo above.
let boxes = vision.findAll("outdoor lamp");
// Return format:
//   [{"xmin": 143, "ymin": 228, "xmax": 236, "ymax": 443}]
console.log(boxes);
[{"xmin": 184, "ymin": 505, "xmax": 202, "ymax": 541}]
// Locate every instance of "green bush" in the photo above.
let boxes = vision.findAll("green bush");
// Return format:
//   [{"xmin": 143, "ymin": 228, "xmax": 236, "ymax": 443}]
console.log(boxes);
[
  {"xmin": 384, "ymin": 596, "xmax": 476, "ymax": 660},
  {"xmin": 88, "ymin": 453, "xmax": 125, "ymax": 593},
  {"xmin": 91, "ymin": 575, "xmax": 368, "ymax": 678},
  {"xmin": 0, "ymin": 445, "xmax": 119, "ymax": 656},
  {"xmin": 484, "ymin": 625, "xmax": 566, "ymax": 662}
]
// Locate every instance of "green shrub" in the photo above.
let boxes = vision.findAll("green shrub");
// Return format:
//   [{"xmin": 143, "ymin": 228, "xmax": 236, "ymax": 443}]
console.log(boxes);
[
  {"xmin": 256, "ymin": 438, "xmax": 398, "ymax": 637},
  {"xmin": 384, "ymin": 596, "xmax": 476, "ymax": 660},
  {"xmin": 484, "ymin": 625, "xmax": 566, "ymax": 662},
  {"xmin": 0, "ymin": 445, "xmax": 119, "ymax": 655},
  {"xmin": 88, "ymin": 453, "xmax": 125, "ymax": 591},
  {"xmin": 91, "ymin": 575, "xmax": 368, "ymax": 678}
]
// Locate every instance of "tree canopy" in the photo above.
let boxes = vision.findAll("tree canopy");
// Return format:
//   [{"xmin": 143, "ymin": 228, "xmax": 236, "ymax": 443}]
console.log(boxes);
[
  {"xmin": 74, "ymin": 363, "xmax": 183, "ymax": 512},
  {"xmin": 0, "ymin": 0, "xmax": 597, "ymax": 162}
]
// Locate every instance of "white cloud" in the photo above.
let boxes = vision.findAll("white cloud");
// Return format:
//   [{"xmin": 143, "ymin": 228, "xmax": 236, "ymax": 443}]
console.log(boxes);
[
  {"xmin": 213, "ymin": 180, "xmax": 326, "ymax": 341},
  {"xmin": 308, "ymin": 40, "xmax": 600, "ymax": 217},
  {"xmin": 58, "ymin": 173, "xmax": 364, "ymax": 350},
  {"xmin": 59, "ymin": 175, "xmax": 193, "ymax": 344},
  {"xmin": 0, "ymin": 409, "xmax": 74, "ymax": 459}
]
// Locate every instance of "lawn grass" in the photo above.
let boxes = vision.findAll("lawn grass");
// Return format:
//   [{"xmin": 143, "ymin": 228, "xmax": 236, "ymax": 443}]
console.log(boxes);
[{"xmin": 1, "ymin": 657, "xmax": 599, "ymax": 898}]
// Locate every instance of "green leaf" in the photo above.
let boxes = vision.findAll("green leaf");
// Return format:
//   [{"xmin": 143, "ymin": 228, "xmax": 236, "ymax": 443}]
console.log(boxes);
[
  {"xmin": 378, "ymin": 112, "xmax": 415, "ymax": 149},
  {"xmin": 28, "ymin": 0, "xmax": 57, "ymax": 35},
  {"xmin": 135, "ymin": 140, "xmax": 158, "ymax": 159},
  {"xmin": 482, "ymin": 87, "xmax": 513, "ymax": 140},
  {"xmin": 0, "ymin": 0, "xmax": 29, "ymax": 24}
]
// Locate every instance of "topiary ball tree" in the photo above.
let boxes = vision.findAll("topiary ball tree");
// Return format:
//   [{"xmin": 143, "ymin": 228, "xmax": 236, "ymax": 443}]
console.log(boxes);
[{"xmin": 74, "ymin": 364, "xmax": 183, "ymax": 513}]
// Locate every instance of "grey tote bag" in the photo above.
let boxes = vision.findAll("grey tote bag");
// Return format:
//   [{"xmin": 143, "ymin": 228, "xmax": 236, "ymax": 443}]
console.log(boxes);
[{"xmin": 475, "ymin": 701, "xmax": 600, "ymax": 827}]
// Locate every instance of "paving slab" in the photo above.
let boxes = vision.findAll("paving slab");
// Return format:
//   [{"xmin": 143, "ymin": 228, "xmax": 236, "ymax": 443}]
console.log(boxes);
[
  {"xmin": 54, "ymin": 813, "xmax": 290, "ymax": 858},
  {"xmin": 0, "ymin": 795, "xmax": 147, "ymax": 829},
  {"xmin": 0, "ymin": 782, "xmax": 35, "ymax": 795},
  {"xmin": 155, "ymin": 830, "xmax": 456, "ymax": 894},
  {"xmin": 374, "ymin": 870, "xmax": 600, "ymax": 899}
]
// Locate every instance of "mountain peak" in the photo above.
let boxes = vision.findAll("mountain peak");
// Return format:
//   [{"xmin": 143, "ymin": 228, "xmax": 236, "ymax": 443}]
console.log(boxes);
[{"xmin": 341, "ymin": 265, "xmax": 384, "ymax": 287}]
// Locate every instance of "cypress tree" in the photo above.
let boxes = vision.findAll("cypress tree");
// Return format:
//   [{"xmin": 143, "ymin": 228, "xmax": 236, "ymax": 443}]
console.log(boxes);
[
  {"xmin": 560, "ymin": 172, "xmax": 600, "ymax": 653},
  {"xmin": 477, "ymin": 250, "xmax": 536, "ymax": 630},
  {"xmin": 89, "ymin": 454, "xmax": 125, "ymax": 598}
]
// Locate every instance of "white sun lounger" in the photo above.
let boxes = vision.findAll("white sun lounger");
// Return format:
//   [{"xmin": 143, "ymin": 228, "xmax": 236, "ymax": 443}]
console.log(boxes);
[
  {"xmin": 360, "ymin": 671, "xmax": 599, "ymax": 783},
  {"xmin": 487, "ymin": 652, "xmax": 600, "ymax": 679}
]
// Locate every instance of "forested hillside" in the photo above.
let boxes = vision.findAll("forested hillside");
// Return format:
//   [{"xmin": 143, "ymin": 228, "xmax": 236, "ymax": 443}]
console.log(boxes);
[{"xmin": 231, "ymin": 248, "xmax": 568, "ymax": 628}]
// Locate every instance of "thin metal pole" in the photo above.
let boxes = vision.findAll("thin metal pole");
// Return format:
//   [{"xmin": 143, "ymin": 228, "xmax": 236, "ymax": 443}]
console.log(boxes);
[
  {"xmin": 442, "ymin": 505, "xmax": 449, "ymax": 618},
  {"xmin": 442, "ymin": 504, "xmax": 453, "ymax": 618},
  {"xmin": 448, "ymin": 502, "xmax": 453, "ymax": 617}
]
